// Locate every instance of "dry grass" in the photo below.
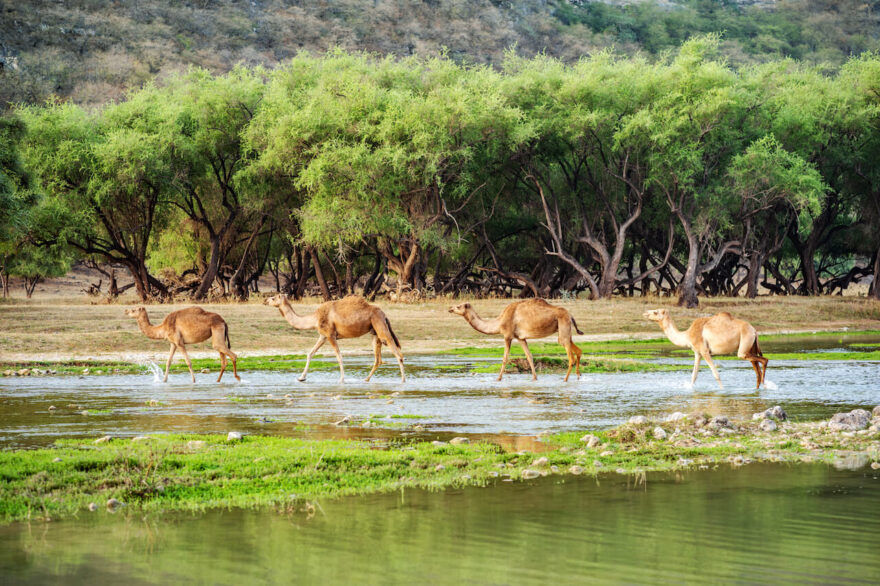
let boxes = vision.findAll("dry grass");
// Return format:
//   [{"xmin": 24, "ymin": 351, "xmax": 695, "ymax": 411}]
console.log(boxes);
[{"xmin": 1, "ymin": 294, "xmax": 878, "ymax": 361}]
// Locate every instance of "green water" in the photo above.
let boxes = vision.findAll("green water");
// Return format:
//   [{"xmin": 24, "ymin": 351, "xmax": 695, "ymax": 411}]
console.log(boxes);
[{"xmin": 1, "ymin": 463, "xmax": 878, "ymax": 584}]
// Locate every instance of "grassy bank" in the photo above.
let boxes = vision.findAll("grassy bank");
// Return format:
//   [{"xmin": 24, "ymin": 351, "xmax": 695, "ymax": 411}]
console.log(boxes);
[{"xmin": 2, "ymin": 415, "xmax": 878, "ymax": 525}]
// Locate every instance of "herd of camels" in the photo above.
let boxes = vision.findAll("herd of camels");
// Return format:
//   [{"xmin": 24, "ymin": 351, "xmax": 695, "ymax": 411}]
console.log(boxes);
[{"xmin": 126, "ymin": 296, "xmax": 768, "ymax": 389}]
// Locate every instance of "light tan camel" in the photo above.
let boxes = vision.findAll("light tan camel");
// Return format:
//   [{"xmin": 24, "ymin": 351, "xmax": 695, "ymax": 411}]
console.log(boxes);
[
  {"xmin": 264, "ymin": 294, "xmax": 405, "ymax": 383},
  {"xmin": 448, "ymin": 298, "xmax": 583, "ymax": 382},
  {"xmin": 643, "ymin": 308, "xmax": 768, "ymax": 389},
  {"xmin": 125, "ymin": 307, "xmax": 239, "ymax": 383}
]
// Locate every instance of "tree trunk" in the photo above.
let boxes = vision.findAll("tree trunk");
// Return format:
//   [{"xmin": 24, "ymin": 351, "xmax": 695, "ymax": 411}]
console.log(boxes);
[
  {"xmin": 310, "ymin": 247, "xmax": 331, "ymax": 301},
  {"xmin": 677, "ymin": 230, "xmax": 700, "ymax": 308},
  {"xmin": 871, "ymin": 244, "xmax": 880, "ymax": 300}
]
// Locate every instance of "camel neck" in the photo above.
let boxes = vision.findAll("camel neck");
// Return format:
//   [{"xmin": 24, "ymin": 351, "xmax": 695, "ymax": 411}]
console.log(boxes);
[
  {"xmin": 659, "ymin": 316, "xmax": 691, "ymax": 347},
  {"xmin": 463, "ymin": 308, "xmax": 501, "ymax": 335},
  {"xmin": 135, "ymin": 314, "xmax": 165, "ymax": 340},
  {"xmin": 279, "ymin": 301, "xmax": 318, "ymax": 330}
]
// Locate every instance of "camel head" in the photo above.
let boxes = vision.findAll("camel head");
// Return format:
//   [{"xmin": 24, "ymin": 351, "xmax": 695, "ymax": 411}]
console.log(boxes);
[
  {"xmin": 264, "ymin": 294, "xmax": 288, "ymax": 307},
  {"xmin": 124, "ymin": 307, "xmax": 147, "ymax": 319},
  {"xmin": 643, "ymin": 308, "xmax": 670, "ymax": 323},
  {"xmin": 448, "ymin": 302, "xmax": 472, "ymax": 316}
]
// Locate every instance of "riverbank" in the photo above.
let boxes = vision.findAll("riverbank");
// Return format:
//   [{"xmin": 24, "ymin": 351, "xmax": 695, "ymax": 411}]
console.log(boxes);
[{"xmin": 3, "ymin": 407, "xmax": 877, "ymax": 525}]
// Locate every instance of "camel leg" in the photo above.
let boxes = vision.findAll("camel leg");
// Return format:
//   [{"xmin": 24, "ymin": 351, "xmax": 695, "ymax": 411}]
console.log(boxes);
[
  {"xmin": 563, "ymin": 341, "xmax": 582, "ymax": 382},
  {"xmin": 518, "ymin": 339, "xmax": 537, "ymax": 381},
  {"xmin": 388, "ymin": 340, "xmax": 405, "ymax": 383},
  {"xmin": 178, "ymin": 344, "xmax": 196, "ymax": 383},
  {"xmin": 691, "ymin": 351, "xmax": 701, "ymax": 385},
  {"xmin": 212, "ymin": 330, "xmax": 239, "ymax": 383},
  {"xmin": 218, "ymin": 352, "xmax": 227, "ymax": 383},
  {"xmin": 299, "ymin": 336, "xmax": 326, "ymax": 382},
  {"xmin": 702, "ymin": 350, "xmax": 723, "ymax": 390},
  {"xmin": 756, "ymin": 356, "xmax": 769, "ymax": 387},
  {"xmin": 327, "ymin": 336, "xmax": 345, "ymax": 383},
  {"xmin": 498, "ymin": 338, "xmax": 513, "ymax": 381},
  {"xmin": 365, "ymin": 335, "xmax": 382, "ymax": 382},
  {"xmin": 748, "ymin": 359, "xmax": 761, "ymax": 389},
  {"xmin": 164, "ymin": 343, "xmax": 177, "ymax": 383}
]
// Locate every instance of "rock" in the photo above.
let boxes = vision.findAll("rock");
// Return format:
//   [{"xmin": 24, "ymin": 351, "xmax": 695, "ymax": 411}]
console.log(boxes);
[
  {"xmin": 17, "ymin": 368, "xmax": 31, "ymax": 376},
  {"xmin": 449, "ymin": 437, "xmax": 469, "ymax": 445},
  {"xmin": 569, "ymin": 465, "xmax": 584, "ymax": 475},
  {"xmin": 48, "ymin": 405, "xmax": 57, "ymax": 411},
  {"xmin": 628, "ymin": 415, "xmax": 648, "ymax": 425},
  {"xmin": 678, "ymin": 458, "xmax": 694, "ymax": 466},
  {"xmin": 52, "ymin": 457, "xmax": 62, "ymax": 463},
  {"xmin": 434, "ymin": 464, "xmax": 446, "ymax": 472},
  {"xmin": 871, "ymin": 462, "xmax": 880, "ymax": 470},
  {"xmin": 873, "ymin": 405, "xmax": 880, "ymax": 417},
  {"xmin": 82, "ymin": 369, "xmax": 89, "ymax": 375},
  {"xmin": 580, "ymin": 434, "xmax": 601, "ymax": 448},
  {"xmin": 533, "ymin": 456, "xmax": 550, "ymax": 467},
  {"xmin": 88, "ymin": 503, "xmax": 98, "ymax": 512},
  {"xmin": 334, "ymin": 416, "xmax": 351, "ymax": 426},
  {"xmin": 536, "ymin": 430, "xmax": 552, "ymax": 438},
  {"xmin": 829, "ymin": 409, "xmax": 872, "ymax": 431},
  {"xmin": 600, "ymin": 450, "xmax": 614, "ymax": 457},
  {"xmin": 186, "ymin": 440, "xmax": 206, "ymax": 449},
  {"xmin": 550, "ymin": 465, "xmax": 560, "ymax": 473},
  {"xmin": 709, "ymin": 416, "xmax": 732, "ymax": 430},
  {"xmin": 361, "ymin": 421, "xmax": 372, "ymax": 428},
  {"xmin": 201, "ymin": 368, "xmax": 210, "ymax": 374},
  {"xmin": 832, "ymin": 453, "xmax": 870, "ymax": 470},
  {"xmin": 652, "ymin": 427, "xmax": 667, "ymax": 440},
  {"xmin": 759, "ymin": 419, "xmax": 778, "ymax": 432},
  {"xmin": 413, "ymin": 425, "xmax": 425, "ymax": 432},
  {"xmin": 615, "ymin": 468, "xmax": 626, "ymax": 474},
  {"xmin": 106, "ymin": 498, "xmax": 123, "ymax": 510},
  {"xmin": 593, "ymin": 460, "xmax": 604, "ymax": 468},
  {"xmin": 694, "ymin": 415, "xmax": 708, "ymax": 427},
  {"xmin": 665, "ymin": 412, "xmax": 688, "ymax": 423},
  {"xmin": 753, "ymin": 406, "xmax": 788, "ymax": 421},
  {"xmin": 521, "ymin": 469, "xmax": 540, "ymax": 479},
  {"xmin": 431, "ymin": 440, "xmax": 447, "ymax": 446},
  {"xmin": 226, "ymin": 431, "xmax": 243, "ymax": 441},
  {"xmin": 132, "ymin": 436, "xmax": 151, "ymax": 442},
  {"xmin": 2, "ymin": 370, "xmax": 12, "ymax": 376},
  {"xmin": 94, "ymin": 435, "xmax": 112, "ymax": 444}
]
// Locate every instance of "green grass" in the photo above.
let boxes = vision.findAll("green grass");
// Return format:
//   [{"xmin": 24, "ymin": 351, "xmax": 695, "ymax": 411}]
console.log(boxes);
[{"xmin": 2, "ymin": 421, "xmax": 876, "ymax": 525}]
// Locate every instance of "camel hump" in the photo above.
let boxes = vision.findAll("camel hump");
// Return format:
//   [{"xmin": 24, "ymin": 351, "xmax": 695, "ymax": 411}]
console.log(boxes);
[
  {"xmin": 335, "ymin": 295, "xmax": 373, "ymax": 310},
  {"xmin": 717, "ymin": 311, "xmax": 734, "ymax": 319}
]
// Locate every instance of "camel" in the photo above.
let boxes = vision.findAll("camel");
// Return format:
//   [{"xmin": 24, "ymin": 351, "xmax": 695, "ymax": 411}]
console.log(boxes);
[
  {"xmin": 643, "ymin": 308, "xmax": 768, "ymax": 389},
  {"xmin": 263, "ymin": 294, "xmax": 405, "ymax": 383},
  {"xmin": 125, "ymin": 307, "xmax": 239, "ymax": 383},
  {"xmin": 448, "ymin": 298, "xmax": 583, "ymax": 381}
]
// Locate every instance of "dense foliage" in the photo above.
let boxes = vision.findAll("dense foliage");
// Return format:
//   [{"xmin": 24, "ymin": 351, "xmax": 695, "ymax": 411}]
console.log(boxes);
[{"xmin": 3, "ymin": 40, "xmax": 880, "ymax": 305}]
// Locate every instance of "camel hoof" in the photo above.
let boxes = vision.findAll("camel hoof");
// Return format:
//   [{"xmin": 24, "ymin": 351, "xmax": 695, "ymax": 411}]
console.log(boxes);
[
  {"xmin": 297, "ymin": 376, "xmax": 307, "ymax": 382},
  {"xmin": 235, "ymin": 375, "xmax": 241, "ymax": 382}
]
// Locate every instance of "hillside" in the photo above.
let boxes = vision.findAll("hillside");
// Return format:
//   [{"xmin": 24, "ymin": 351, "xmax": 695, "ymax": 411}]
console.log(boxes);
[{"xmin": 3, "ymin": 0, "xmax": 880, "ymax": 108}]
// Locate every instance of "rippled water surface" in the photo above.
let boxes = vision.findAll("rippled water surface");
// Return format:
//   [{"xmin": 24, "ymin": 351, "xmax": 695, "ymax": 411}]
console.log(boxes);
[
  {"xmin": 1, "ymin": 350, "xmax": 879, "ymax": 447},
  {"xmin": 1, "ymin": 463, "xmax": 878, "ymax": 584}
]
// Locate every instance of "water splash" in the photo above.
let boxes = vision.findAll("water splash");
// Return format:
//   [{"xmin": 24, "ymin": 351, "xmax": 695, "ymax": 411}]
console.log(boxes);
[
  {"xmin": 140, "ymin": 360, "xmax": 163, "ymax": 382},
  {"xmin": 764, "ymin": 380, "xmax": 779, "ymax": 391}
]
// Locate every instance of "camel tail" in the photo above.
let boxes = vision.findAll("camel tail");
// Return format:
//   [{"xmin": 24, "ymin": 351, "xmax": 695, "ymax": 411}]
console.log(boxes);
[
  {"xmin": 751, "ymin": 337, "xmax": 762, "ymax": 357},
  {"xmin": 225, "ymin": 324, "xmax": 232, "ymax": 350},
  {"xmin": 385, "ymin": 317, "xmax": 401, "ymax": 350},
  {"xmin": 571, "ymin": 316, "xmax": 583, "ymax": 336}
]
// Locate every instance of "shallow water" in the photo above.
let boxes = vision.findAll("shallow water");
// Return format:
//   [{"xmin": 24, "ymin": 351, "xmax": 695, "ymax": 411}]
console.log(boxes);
[
  {"xmin": 1, "ymin": 463, "xmax": 878, "ymax": 584},
  {"xmin": 1, "ymin": 351, "xmax": 879, "ymax": 447}
]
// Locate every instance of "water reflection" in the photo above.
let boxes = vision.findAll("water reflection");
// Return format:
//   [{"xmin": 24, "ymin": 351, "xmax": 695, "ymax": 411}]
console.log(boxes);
[{"xmin": 1, "ymin": 464, "xmax": 878, "ymax": 584}]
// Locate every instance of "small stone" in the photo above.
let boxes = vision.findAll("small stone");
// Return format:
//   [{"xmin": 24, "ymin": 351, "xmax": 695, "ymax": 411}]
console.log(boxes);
[
  {"xmin": 332, "ymin": 394, "xmax": 342, "ymax": 400},
  {"xmin": 17, "ymin": 368, "xmax": 31, "ymax": 376},
  {"xmin": 434, "ymin": 464, "xmax": 445, "ymax": 472},
  {"xmin": 665, "ymin": 412, "xmax": 687, "ymax": 423},
  {"xmin": 569, "ymin": 465, "xmax": 584, "ymax": 475},
  {"xmin": 431, "ymin": 440, "xmax": 447, "ymax": 446},
  {"xmin": 536, "ymin": 430, "xmax": 552, "ymax": 438},
  {"xmin": 285, "ymin": 394, "xmax": 292, "ymax": 399},
  {"xmin": 550, "ymin": 465, "xmax": 560, "ymax": 473},
  {"xmin": 386, "ymin": 399, "xmax": 394, "ymax": 404},
  {"xmin": 334, "ymin": 416, "xmax": 351, "ymax": 426},
  {"xmin": 449, "ymin": 437, "xmax": 469, "ymax": 445},
  {"xmin": 52, "ymin": 457, "xmax": 62, "ymax": 463},
  {"xmin": 871, "ymin": 462, "xmax": 880, "ymax": 470},
  {"xmin": 628, "ymin": 415, "xmax": 648, "ymax": 425},
  {"xmin": 82, "ymin": 369, "xmax": 89, "ymax": 375},
  {"xmin": 580, "ymin": 434, "xmax": 600, "ymax": 448},
  {"xmin": 106, "ymin": 498, "xmax": 123, "ymax": 510},
  {"xmin": 829, "ymin": 409, "xmax": 872, "ymax": 431},
  {"xmin": 266, "ymin": 394, "xmax": 274, "ymax": 399},
  {"xmin": 600, "ymin": 450, "xmax": 614, "ymax": 457},
  {"xmin": 413, "ymin": 425, "xmax": 425, "ymax": 432},
  {"xmin": 615, "ymin": 468, "xmax": 626, "ymax": 474},
  {"xmin": 759, "ymin": 419, "xmax": 778, "ymax": 432},
  {"xmin": 653, "ymin": 427, "xmax": 667, "ymax": 440},
  {"xmin": 533, "ymin": 456, "xmax": 550, "ymax": 467},
  {"xmin": 709, "ymin": 416, "xmax": 732, "ymax": 430},
  {"xmin": 227, "ymin": 431, "xmax": 242, "ymax": 441},
  {"xmin": 361, "ymin": 421, "xmax": 372, "ymax": 428},
  {"xmin": 132, "ymin": 436, "xmax": 151, "ymax": 442},
  {"xmin": 94, "ymin": 435, "xmax": 111, "ymax": 444},
  {"xmin": 873, "ymin": 405, "xmax": 880, "ymax": 418},
  {"xmin": 48, "ymin": 405, "xmax": 57, "ymax": 411},
  {"xmin": 88, "ymin": 503, "xmax": 98, "ymax": 512},
  {"xmin": 593, "ymin": 460, "xmax": 604, "ymax": 468},
  {"xmin": 186, "ymin": 440, "xmax": 206, "ymax": 449},
  {"xmin": 201, "ymin": 368, "xmax": 210, "ymax": 374},
  {"xmin": 694, "ymin": 416, "xmax": 708, "ymax": 427},
  {"xmin": 521, "ymin": 469, "xmax": 540, "ymax": 479}
]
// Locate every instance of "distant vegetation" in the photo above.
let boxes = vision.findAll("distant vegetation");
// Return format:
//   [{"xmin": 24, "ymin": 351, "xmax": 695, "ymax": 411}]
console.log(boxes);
[
  {"xmin": 4, "ymin": 0, "xmax": 880, "ymax": 108},
  {"xmin": 2, "ymin": 39, "xmax": 879, "ymax": 306}
]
